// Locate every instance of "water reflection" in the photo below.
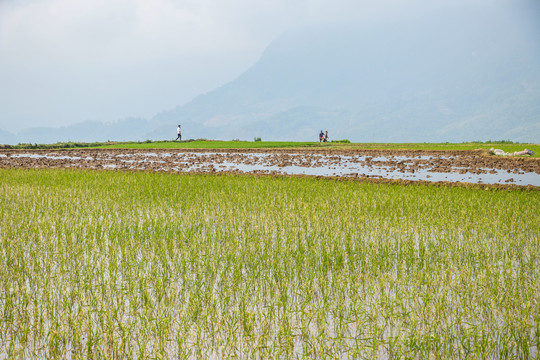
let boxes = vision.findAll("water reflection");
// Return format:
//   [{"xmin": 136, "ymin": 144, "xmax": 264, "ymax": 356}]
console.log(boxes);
[{"xmin": 3, "ymin": 151, "xmax": 538, "ymax": 186}]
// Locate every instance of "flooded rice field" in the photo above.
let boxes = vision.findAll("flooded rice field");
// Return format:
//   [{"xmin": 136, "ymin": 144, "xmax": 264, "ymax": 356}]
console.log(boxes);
[{"xmin": 1, "ymin": 148, "xmax": 539, "ymax": 187}]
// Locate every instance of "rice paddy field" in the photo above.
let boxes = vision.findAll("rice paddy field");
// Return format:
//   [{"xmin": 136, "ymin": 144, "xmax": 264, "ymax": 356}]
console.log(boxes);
[
  {"xmin": 9, "ymin": 140, "xmax": 539, "ymax": 158},
  {"xmin": 94, "ymin": 141, "xmax": 540, "ymax": 157},
  {"xmin": 1, "ymin": 168, "xmax": 539, "ymax": 358}
]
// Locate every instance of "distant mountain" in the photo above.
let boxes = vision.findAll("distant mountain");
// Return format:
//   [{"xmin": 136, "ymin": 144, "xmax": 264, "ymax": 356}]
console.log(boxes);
[
  {"xmin": 3, "ymin": 3, "xmax": 539, "ymax": 145},
  {"xmin": 0, "ymin": 118, "xmax": 158, "ymax": 145},
  {"xmin": 155, "ymin": 5, "xmax": 540, "ymax": 142}
]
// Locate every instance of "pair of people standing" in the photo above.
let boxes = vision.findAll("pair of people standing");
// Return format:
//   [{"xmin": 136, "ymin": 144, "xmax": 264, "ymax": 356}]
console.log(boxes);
[
  {"xmin": 319, "ymin": 130, "xmax": 329, "ymax": 143},
  {"xmin": 175, "ymin": 125, "xmax": 182, "ymax": 141}
]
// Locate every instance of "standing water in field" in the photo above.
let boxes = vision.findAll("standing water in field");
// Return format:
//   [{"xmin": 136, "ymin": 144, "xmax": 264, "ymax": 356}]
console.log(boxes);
[{"xmin": 1, "ymin": 150, "xmax": 538, "ymax": 186}]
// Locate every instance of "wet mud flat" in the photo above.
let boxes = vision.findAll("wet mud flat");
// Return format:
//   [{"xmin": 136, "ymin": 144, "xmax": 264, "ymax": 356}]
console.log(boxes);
[{"xmin": 1, "ymin": 148, "xmax": 539, "ymax": 187}]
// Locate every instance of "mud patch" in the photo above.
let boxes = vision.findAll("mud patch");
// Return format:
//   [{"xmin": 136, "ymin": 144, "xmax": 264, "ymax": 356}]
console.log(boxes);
[{"xmin": 1, "ymin": 148, "xmax": 539, "ymax": 187}]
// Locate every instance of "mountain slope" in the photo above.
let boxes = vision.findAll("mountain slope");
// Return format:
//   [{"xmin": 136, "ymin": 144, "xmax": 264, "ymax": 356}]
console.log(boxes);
[{"xmin": 155, "ymin": 5, "xmax": 540, "ymax": 142}]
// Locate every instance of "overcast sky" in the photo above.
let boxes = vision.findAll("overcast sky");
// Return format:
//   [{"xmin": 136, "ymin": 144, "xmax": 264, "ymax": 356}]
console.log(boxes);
[{"xmin": 0, "ymin": 0, "xmax": 536, "ymax": 132}]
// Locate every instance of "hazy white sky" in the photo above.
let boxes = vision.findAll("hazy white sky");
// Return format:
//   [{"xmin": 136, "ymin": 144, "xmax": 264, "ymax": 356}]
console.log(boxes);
[{"xmin": 0, "ymin": 0, "xmax": 531, "ymax": 132}]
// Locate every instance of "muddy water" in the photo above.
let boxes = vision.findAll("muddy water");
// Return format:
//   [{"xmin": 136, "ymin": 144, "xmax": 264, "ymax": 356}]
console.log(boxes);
[{"xmin": 1, "ymin": 149, "xmax": 539, "ymax": 187}]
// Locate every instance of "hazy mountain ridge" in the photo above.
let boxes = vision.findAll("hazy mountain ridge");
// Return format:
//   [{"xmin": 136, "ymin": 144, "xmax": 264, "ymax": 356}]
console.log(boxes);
[
  {"xmin": 0, "ymin": 118, "xmax": 156, "ymax": 145},
  {"xmin": 2, "ymin": 3, "xmax": 539, "ymax": 144},
  {"xmin": 154, "ymin": 7, "xmax": 540, "ymax": 142}
]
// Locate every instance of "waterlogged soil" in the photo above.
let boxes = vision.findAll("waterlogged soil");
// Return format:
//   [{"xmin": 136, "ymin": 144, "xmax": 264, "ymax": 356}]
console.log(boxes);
[{"xmin": 1, "ymin": 148, "xmax": 539, "ymax": 187}]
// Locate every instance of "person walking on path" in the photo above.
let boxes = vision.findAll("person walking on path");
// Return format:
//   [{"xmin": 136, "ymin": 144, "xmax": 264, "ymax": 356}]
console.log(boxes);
[
  {"xmin": 319, "ymin": 130, "xmax": 324, "ymax": 143},
  {"xmin": 324, "ymin": 131, "xmax": 329, "ymax": 142},
  {"xmin": 175, "ymin": 125, "xmax": 182, "ymax": 141}
]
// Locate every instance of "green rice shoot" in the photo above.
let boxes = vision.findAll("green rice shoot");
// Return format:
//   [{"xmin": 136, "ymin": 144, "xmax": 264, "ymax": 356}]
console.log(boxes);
[{"xmin": 0, "ymin": 169, "xmax": 538, "ymax": 358}]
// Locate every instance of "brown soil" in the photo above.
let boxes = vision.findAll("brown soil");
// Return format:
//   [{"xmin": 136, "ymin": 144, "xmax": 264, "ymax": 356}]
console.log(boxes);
[{"xmin": 1, "ymin": 148, "xmax": 538, "ymax": 189}]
